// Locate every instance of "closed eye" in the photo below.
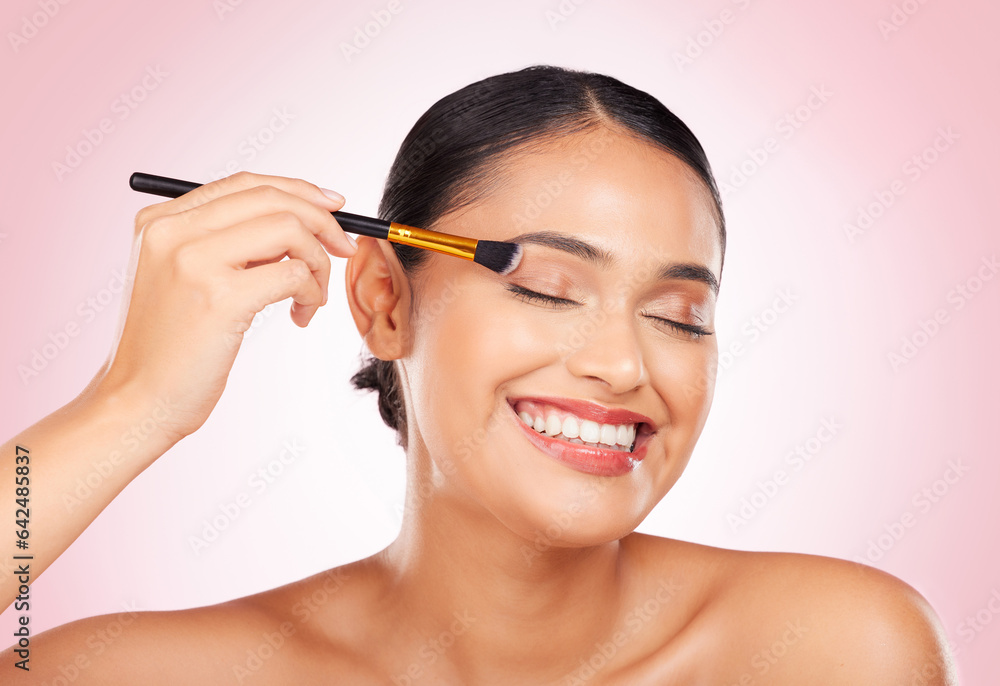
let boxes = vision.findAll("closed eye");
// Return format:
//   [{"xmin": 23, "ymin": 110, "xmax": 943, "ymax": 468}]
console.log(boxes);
[
  {"xmin": 506, "ymin": 283, "xmax": 575, "ymax": 307},
  {"xmin": 504, "ymin": 284, "xmax": 714, "ymax": 339}
]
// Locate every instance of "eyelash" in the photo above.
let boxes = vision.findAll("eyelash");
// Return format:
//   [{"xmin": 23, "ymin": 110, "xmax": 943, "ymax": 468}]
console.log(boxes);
[{"xmin": 504, "ymin": 284, "xmax": 714, "ymax": 339}]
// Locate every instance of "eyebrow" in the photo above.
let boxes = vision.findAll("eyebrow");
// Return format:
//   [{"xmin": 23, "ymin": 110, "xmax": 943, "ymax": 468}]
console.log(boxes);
[{"xmin": 508, "ymin": 230, "xmax": 719, "ymax": 295}]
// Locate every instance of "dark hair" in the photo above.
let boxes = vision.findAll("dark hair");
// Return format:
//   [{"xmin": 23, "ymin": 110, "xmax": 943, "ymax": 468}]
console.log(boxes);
[{"xmin": 350, "ymin": 65, "xmax": 726, "ymax": 448}]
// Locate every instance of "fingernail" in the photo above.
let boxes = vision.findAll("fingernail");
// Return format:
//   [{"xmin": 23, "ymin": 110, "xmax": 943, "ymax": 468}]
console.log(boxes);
[
  {"xmin": 320, "ymin": 187, "xmax": 345, "ymax": 204},
  {"xmin": 346, "ymin": 233, "xmax": 358, "ymax": 251}
]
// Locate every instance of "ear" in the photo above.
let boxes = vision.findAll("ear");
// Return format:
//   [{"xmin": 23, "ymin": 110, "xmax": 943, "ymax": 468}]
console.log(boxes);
[{"xmin": 344, "ymin": 237, "xmax": 411, "ymax": 361}]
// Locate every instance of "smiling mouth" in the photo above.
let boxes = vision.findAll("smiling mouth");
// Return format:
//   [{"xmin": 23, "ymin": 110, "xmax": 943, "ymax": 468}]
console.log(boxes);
[
  {"xmin": 508, "ymin": 398, "xmax": 654, "ymax": 451},
  {"xmin": 515, "ymin": 410, "xmax": 638, "ymax": 452},
  {"xmin": 506, "ymin": 400, "xmax": 653, "ymax": 477}
]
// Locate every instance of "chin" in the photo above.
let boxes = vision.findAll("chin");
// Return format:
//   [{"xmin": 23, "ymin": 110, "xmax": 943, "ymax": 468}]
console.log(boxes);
[
  {"xmin": 497, "ymin": 490, "xmax": 652, "ymax": 561},
  {"xmin": 473, "ymin": 417, "xmax": 674, "ymax": 551}
]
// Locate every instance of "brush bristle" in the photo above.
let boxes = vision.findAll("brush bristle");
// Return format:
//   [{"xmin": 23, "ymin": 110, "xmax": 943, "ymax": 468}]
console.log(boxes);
[{"xmin": 473, "ymin": 240, "xmax": 523, "ymax": 275}]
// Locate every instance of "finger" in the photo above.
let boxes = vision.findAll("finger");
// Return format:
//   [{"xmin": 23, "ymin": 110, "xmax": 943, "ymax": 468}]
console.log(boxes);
[
  {"xmin": 195, "ymin": 213, "xmax": 333, "ymax": 305},
  {"xmin": 134, "ymin": 171, "xmax": 347, "ymax": 237},
  {"xmin": 176, "ymin": 185, "xmax": 356, "ymax": 258},
  {"xmin": 179, "ymin": 171, "xmax": 344, "ymax": 213},
  {"xmin": 237, "ymin": 258, "xmax": 325, "ymax": 328}
]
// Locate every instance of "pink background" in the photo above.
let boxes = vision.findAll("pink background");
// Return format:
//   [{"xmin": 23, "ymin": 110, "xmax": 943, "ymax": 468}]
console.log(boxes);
[{"xmin": 1, "ymin": 0, "xmax": 997, "ymax": 681}]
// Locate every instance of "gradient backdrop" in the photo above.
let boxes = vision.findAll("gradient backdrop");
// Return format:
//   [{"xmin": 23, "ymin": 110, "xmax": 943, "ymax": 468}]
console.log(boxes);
[{"xmin": 1, "ymin": 0, "xmax": 997, "ymax": 682}]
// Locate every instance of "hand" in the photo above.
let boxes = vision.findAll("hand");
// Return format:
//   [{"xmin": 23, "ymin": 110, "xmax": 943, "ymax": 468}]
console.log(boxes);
[{"xmin": 97, "ymin": 171, "xmax": 357, "ymax": 443}]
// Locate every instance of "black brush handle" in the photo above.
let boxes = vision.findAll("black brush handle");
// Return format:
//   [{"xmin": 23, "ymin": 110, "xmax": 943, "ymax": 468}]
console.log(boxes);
[
  {"xmin": 129, "ymin": 172, "xmax": 391, "ymax": 240},
  {"xmin": 129, "ymin": 172, "xmax": 199, "ymax": 198}
]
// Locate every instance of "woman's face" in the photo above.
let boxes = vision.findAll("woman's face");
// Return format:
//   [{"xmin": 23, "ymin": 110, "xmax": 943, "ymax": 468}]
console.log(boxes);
[{"xmin": 393, "ymin": 128, "xmax": 721, "ymax": 548}]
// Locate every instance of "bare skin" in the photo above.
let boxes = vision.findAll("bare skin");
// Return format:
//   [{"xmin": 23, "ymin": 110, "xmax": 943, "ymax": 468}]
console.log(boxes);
[{"xmin": 0, "ymin": 129, "xmax": 956, "ymax": 685}]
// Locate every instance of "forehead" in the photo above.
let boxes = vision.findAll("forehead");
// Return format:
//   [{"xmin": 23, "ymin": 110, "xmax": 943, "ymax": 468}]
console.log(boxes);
[{"xmin": 446, "ymin": 129, "xmax": 723, "ymax": 276}]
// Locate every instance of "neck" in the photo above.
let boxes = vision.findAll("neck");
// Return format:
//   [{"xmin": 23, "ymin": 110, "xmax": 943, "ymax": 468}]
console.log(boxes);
[{"xmin": 380, "ymin": 477, "xmax": 630, "ymax": 681}]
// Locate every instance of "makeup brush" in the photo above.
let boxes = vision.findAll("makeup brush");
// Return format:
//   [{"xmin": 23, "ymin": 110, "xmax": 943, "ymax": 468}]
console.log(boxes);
[{"xmin": 128, "ymin": 172, "xmax": 523, "ymax": 276}]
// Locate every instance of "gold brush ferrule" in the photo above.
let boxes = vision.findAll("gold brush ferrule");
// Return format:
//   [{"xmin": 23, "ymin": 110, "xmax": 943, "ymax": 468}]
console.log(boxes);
[{"xmin": 387, "ymin": 223, "xmax": 478, "ymax": 261}]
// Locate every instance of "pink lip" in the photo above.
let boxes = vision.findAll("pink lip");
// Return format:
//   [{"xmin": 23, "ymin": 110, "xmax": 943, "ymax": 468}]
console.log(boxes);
[
  {"xmin": 507, "ymin": 396, "xmax": 655, "ymax": 427},
  {"xmin": 506, "ymin": 401, "xmax": 651, "ymax": 477}
]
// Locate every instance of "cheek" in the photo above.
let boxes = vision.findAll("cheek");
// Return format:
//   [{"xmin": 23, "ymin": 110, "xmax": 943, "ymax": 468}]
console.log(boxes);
[
  {"xmin": 427, "ymin": 285, "xmax": 564, "ymax": 391},
  {"xmin": 646, "ymin": 336, "xmax": 718, "ymax": 464},
  {"xmin": 405, "ymin": 283, "xmax": 559, "ymax": 472}
]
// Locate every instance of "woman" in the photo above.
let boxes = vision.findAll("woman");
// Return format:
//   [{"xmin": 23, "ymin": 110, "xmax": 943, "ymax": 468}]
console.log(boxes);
[{"xmin": 1, "ymin": 66, "xmax": 954, "ymax": 684}]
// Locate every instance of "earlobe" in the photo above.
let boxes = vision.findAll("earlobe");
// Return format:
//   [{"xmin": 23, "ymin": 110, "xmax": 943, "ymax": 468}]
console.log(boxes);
[{"xmin": 344, "ymin": 237, "xmax": 410, "ymax": 360}]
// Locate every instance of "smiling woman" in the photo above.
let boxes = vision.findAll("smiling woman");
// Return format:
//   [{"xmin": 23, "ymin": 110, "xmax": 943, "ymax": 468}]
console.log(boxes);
[{"xmin": 0, "ymin": 65, "xmax": 955, "ymax": 684}]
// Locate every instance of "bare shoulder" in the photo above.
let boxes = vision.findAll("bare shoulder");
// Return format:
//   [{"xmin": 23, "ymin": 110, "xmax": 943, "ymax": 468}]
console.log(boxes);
[
  {"xmin": 0, "ymin": 561, "xmax": 380, "ymax": 685},
  {"xmin": 628, "ymin": 535, "xmax": 958, "ymax": 685},
  {"xmin": 725, "ymin": 547, "xmax": 956, "ymax": 684},
  {"xmin": 0, "ymin": 596, "xmax": 282, "ymax": 685}
]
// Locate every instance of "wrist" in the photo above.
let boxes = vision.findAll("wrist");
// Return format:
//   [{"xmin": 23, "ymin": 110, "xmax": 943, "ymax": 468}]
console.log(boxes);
[{"xmin": 85, "ymin": 377, "xmax": 187, "ymax": 454}]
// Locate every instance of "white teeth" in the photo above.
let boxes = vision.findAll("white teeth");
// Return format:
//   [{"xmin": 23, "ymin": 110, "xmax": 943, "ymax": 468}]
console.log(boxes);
[
  {"xmin": 579, "ymin": 420, "xmax": 600, "ymax": 443},
  {"xmin": 599, "ymin": 423, "xmax": 618, "ymax": 446},
  {"xmin": 561, "ymin": 416, "xmax": 579, "ymax": 439},
  {"xmin": 617, "ymin": 424, "xmax": 629, "ymax": 445},
  {"xmin": 517, "ymin": 406, "xmax": 637, "ymax": 450},
  {"xmin": 545, "ymin": 414, "xmax": 561, "ymax": 436}
]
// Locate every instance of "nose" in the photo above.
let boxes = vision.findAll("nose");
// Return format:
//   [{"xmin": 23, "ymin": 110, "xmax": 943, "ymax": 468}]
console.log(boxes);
[{"xmin": 561, "ymin": 306, "xmax": 647, "ymax": 394}]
